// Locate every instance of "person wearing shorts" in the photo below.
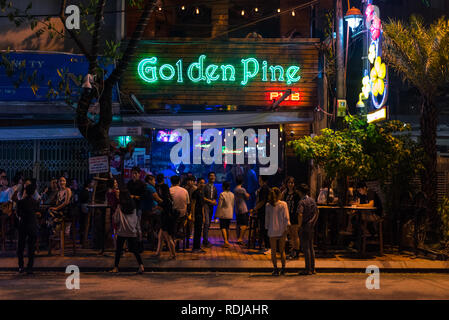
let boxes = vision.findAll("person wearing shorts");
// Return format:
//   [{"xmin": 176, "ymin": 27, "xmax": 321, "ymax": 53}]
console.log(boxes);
[
  {"xmin": 265, "ymin": 187, "xmax": 290, "ymax": 276},
  {"xmin": 234, "ymin": 176, "xmax": 250, "ymax": 245},
  {"xmin": 215, "ymin": 181, "xmax": 234, "ymax": 248}
]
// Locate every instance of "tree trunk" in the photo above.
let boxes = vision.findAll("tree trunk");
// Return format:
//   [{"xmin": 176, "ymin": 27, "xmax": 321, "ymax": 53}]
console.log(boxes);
[{"xmin": 420, "ymin": 97, "xmax": 439, "ymax": 236}]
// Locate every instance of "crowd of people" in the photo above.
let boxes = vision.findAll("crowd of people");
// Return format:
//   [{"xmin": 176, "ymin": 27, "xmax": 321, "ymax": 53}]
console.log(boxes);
[{"xmin": 0, "ymin": 166, "xmax": 322, "ymax": 276}]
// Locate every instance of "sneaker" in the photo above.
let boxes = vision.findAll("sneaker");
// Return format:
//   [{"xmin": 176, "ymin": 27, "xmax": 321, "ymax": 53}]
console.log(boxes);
[
  {"xmin": 271, "ymin": 268, "xmax": 279, "ymax": 276},
  {"xmin": 203, "ymin": 242, "xmax": 213, "ymax": 248},
  {"xmin": 222, "ymin": 243, "xmax": 230, "ymax": 248},
  {"xmin": 18, "ymin": 268, "xmax": 25, "ymax": 274},
  {"xmin": 263, "ymin": 249, "xmax": 271, "ymax": 255},
  {"xmin": 279, "ymin": 268, "xmax": 286, "ymax": 276},
  {"xmin": 299, "ymin": 270, "xmax": 312, "ymax": 276},
  {"xmin": 110, "ymin": 267, "xmax": 119, "ymax": 273},
  {"xmin": 137, "ymin": 265, "xmax": 144, "ymax": 274}
]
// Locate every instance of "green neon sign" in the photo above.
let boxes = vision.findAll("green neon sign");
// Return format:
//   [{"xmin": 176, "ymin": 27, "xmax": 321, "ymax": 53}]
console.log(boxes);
[{"xmin": 137, "ymin": 55, "xmax": 301, "ymax": 86}]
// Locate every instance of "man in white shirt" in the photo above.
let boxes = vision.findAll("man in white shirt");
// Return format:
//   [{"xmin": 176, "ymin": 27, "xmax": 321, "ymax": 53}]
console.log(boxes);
[{"xmin": 169, "ymin": 175, "xmax": 189, "ymax": 217}]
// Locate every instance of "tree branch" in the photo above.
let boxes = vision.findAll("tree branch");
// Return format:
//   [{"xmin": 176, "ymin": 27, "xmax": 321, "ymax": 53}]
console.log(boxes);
[
  {"xmin": 59, "ymin": 0, "xmax": 93, "ymax": 63},
  {"xmin": 106, "ymin": 0, "xmax": 157, "ymax": 87},
  {"xmin": 90, "ymin": 0, "xmax": 107, "ymax": 74}
]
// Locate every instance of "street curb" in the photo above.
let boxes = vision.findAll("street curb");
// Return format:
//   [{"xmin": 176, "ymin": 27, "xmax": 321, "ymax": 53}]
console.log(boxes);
[{"xmin": 0, "ymin": 267, "xmax": 448, "ymax": 273}]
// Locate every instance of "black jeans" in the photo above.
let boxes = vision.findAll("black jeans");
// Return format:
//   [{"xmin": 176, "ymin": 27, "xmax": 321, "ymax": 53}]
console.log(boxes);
[
  {"xmin": 193, "ymin": 215, "xmax": 203, "ymax": 250},
  {"xmin": 300, "ymin": 225, "xmax": 315, "ymax": 272},
  {"xmin": 17, "ymin": 229, "xmax": 37, "ymax": 270},
  {"xmin": 114, "ymin": 236, "xmax": 143, "ymax": 267}
]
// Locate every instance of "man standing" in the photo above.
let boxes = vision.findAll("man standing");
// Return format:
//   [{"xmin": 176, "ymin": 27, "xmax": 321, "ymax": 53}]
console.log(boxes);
[
  {"xmin": 203, "ymin": 172, "xmax": 217, "ymax": 247},
  {"xmin": 251, "ymin": 175, "xmax": 270, "ymax": 255},
  {"xmin": 184, "ymin": 176, "xmax": 197, "ymax": 246},
  {"xmin": 297, "ymin": 183, "xmax": 319, "ymax": 275},
  {"xmin": 127, "ymin": 166, "xmax": 146, "ymax": 216},
  {"xmin": 16, "ymin": 184, "xmax": 40, "ymax": 274},
  {"xmin": 191, "ymin": 178, "xmax": 206, "ymax": 253},
  {"xmin": 170, "ymin": 175, "xmax": 190, "ymax": 246}
]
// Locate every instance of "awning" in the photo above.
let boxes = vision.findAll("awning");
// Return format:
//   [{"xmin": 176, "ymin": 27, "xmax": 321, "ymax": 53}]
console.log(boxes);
[
  {"xmin": 0, "ymin": 126, "xmax": 142, "ymax": 140},
  {"xmin": 122, "ymin": 111, "xmax": 313, "ymax": 129},
  {"xmin": 0, "ymin": 111, "xmax": 312, "ymax": 140}
]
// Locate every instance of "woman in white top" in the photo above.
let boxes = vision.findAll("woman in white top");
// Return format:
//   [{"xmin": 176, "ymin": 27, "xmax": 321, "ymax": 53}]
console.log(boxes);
[
  {"xmin": 215, "ymin": 181, "xmax": 234, "ymax": 248},
  {"xmin": 265, "ymin": 187, "xmax": 290, "ymax": 276}
]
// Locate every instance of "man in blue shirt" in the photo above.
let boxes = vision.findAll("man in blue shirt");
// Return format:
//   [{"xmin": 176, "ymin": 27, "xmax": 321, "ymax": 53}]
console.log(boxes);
[{"xmin": 143, "ymin": 174, "xmax": 162, "ymax": 251}]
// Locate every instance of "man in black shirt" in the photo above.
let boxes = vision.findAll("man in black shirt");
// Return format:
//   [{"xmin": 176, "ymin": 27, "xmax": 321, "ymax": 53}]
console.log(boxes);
[
  {"xmin": 251, "ymin": 175, "xmax": 270, "ymax": 254},
  {"xmin": 16, "ymin": 184, "xmax": 40, "ymax": 274},
  {"xmin": 356, "ymin": 182, "xmax": 382, "ymax": 236},
  {"xmin": 191, "ymin": 178, "xmax": 206, "ymax": 253},
  {"xmin": 127, "ymin": 166, "xmax": 146, "ymax": 215}
]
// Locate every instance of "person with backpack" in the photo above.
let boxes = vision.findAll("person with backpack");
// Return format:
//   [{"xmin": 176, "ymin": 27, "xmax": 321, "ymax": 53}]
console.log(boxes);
[
  {"xmin": 153, "ymin": 174, "xmax": 176, "ymax": 259},
  {"xmin": 215, "ymin": 181, "xmax": 235, "ymax": 248},
  {"xmin": 111, "ymin": 189, "xmax": 144, "ymax": 274}
]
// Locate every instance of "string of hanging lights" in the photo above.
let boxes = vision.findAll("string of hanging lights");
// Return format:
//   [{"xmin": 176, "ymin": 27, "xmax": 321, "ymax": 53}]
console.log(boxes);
[{"xmin": 154, "ymin": 5, "xmax": 301, "ymax": 18}]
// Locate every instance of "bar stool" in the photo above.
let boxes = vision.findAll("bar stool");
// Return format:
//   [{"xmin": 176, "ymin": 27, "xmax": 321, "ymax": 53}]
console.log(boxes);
[
  {"xmin": 247, "ymin": 214, "xmax": 259, "ymax": 249},
  {"xmin": 361, "ymin": 216, "xmax": 384, "ymax": 256}
]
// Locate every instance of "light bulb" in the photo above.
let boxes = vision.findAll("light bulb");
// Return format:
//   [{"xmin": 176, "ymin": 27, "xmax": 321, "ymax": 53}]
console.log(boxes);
[
  {"xmin": 181, "ymin": 5, "xmax": 185, "ymax": 10},
  {"xmin": 196, "ymin": 7, "xmax": 199, "ymax": 14},
  {"xmin": 277, "ymin": 8, "xmax": 281, "ymax": 13},
  {"xmin": 291, "ymin": 10, "xmax": 295, "ymax": 16},
  {"xmin": 241, "ymin": 10, "xmax": 245, "ymax": 16},
  {"xmin": 255, "ymin": 7, "xmax": 258, "ymax": 12},
  {"xmin": 158, "ymin": 7, "xmax": 162, "ymax": 11}
]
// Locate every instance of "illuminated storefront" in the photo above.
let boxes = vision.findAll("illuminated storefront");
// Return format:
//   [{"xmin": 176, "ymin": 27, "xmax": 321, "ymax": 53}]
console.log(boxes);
[{"xmin": 120, "ymin": 39, "xmax": 320, "ymax": 180}]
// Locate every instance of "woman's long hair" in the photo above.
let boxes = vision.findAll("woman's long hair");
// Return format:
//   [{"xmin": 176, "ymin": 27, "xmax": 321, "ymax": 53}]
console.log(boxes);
[
  {"xmin": 119, "ymin": 189, "xmax": 136, "ymax": 215},
  {"xmin": 268, "ymin": 187, "xmax": 282, "ymax": 206}
]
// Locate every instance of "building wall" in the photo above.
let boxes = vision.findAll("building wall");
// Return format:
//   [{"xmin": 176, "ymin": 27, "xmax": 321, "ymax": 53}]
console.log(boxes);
[{"xmin": 0, "ymin": 0, "xmax": 122, "ymax": 53}]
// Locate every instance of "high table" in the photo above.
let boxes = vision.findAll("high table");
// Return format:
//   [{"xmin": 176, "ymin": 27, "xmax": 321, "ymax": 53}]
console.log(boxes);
[
  {"xmin": 317, "ymin": 205, "xmax": 379, "ymax": 256},
  {"xmin": 85, "ymin": 203, "xmax": 112, "ymax": 254}
]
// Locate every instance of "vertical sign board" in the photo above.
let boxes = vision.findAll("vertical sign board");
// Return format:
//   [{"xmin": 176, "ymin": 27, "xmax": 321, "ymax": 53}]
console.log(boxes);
[
  {"xmin": 89, "ymin": 156, "xmax": 109, "ymax": 174},
  {"xmin": 337, "ymin": 99, "xmax": 347, "ymax": 117}
]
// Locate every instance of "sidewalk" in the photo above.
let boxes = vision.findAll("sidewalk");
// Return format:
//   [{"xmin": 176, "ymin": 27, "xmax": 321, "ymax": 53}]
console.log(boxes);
[{"xmin": 1, "ymin": 227, "xmax": 448, "ymax": 273}]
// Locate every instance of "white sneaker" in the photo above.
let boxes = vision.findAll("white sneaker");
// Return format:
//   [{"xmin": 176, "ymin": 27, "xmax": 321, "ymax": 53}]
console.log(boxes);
[{"xmin": 263, "ymin": 249, "xmax": 271, "ymax": 255}]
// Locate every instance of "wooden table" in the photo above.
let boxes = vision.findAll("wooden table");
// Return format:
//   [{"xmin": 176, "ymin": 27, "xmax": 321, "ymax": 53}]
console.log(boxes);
[{"xmin": 317, "ymin": 205, "xmax": 379, "ymax": 256}]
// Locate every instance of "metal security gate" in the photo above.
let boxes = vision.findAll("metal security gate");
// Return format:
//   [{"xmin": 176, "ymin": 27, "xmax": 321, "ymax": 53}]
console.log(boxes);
[{"xmin": 0, "ymin": 138, "xmax": 90, "ymax": 185}]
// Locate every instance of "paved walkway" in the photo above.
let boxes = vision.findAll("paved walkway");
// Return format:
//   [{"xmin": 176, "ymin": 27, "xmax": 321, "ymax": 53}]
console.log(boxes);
[{"xmin": 1, "ymin": 225, "xmax": 448, "ymax": 272}]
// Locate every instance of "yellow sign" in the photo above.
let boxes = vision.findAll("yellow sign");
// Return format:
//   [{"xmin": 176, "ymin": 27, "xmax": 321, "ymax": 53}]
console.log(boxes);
[{"xmin": 367, "ymin": 107, "xmax": 387, "ymax": 123}]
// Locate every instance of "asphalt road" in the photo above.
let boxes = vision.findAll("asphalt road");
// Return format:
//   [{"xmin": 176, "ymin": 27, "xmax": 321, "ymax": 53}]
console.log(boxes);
[{"xmin": 1, "ymin": 272, "xmax": 449, "ymax": 300}]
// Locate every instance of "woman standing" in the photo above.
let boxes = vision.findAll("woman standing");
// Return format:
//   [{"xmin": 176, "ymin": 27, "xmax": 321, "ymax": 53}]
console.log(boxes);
[
  {"xmin": 265, "ymin": 187, "xmax": 290, "ymax": 276},
  {"xmin": 111, "ymin": 190, "xmax": 144, "ymax": 274},
  {"xmin": 154, "ymin": 178, "xmax": 176, "ymax": 259},
  {"xmin": 282, "ymin": 177, "xmax": 301, "ymax": 260},
  {"xmin": 49, "ymin": 177, "xmax": 72, "ymax": 237},
  {"xmin": 216, "ymin": 181, "xmax": 235, "ymax": 248}
]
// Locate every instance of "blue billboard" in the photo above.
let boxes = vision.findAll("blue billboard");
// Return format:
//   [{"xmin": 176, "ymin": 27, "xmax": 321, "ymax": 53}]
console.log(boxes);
[{"xmin": 0, "ymin": 51, "xmax": 117, "ymax": 102}]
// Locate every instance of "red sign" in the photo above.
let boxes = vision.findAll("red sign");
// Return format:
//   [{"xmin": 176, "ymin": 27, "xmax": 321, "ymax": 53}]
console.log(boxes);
[{"xmin": 267, "ymin": 91, "xmax": 300, "ymax": 106}]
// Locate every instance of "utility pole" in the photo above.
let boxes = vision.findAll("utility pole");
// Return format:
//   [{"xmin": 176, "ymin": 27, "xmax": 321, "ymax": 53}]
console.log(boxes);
[{"xmin": 335, "ymin": 0, "xmax": 345, "ymax": 129}]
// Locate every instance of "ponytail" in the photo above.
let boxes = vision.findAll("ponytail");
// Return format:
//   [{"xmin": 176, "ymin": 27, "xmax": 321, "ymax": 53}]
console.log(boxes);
[{"xmin": 268, "ymin": 187, "xmax": 281, "ymax": 206}]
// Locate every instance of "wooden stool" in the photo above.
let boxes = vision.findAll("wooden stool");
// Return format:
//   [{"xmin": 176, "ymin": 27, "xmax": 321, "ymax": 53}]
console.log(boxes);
[
  {"xmin": 361, "ymin": 218, "xmax": 384, "ymax": 256},
  {"xmin": 247, "ymin": 215, "xmax": 259, "ymax": 249},
  {"xmin": 48, "ymin": 220, "xmax": 65, "ymax": 256}
]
